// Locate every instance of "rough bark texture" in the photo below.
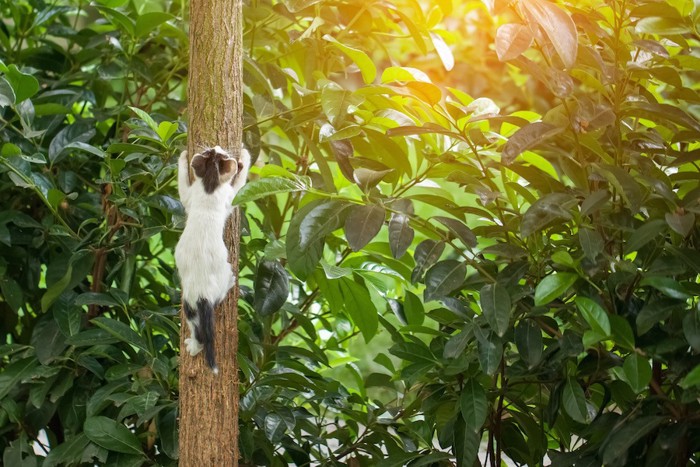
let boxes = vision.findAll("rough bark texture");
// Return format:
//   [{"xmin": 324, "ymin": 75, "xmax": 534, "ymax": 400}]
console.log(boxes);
[{"xmin": 179, "ymin": 0, "xmax": 243, "ymax": 465}]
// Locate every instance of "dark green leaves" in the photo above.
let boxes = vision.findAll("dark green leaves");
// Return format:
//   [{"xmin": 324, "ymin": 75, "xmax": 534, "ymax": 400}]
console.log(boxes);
[
  {"xmin": 254, "ymin": 260, "xmax": 289, "ymax": 316},
  {"xmin": 460, "ymin": 379, "xmax": 488, "ymax": 432},
  {"xmin": 502, "ymin": 122, "xmax": 565, "ymax": 164},
  {"xmin": 480, "ymin": 283, "xmax": 511, "ymax": 337},
  {"xmin": 388, "ymin": 211, "xmax": 414, "ymax": 259},
  {"xmin": 424, "ymin": 260, "xmax": 466, "ymax": 302},
  {"xmin": 344, "ymin": 204, "xmax": 385, "ymax": 251},
  {"xmin": 521, "ymin": 193, "xmax": 576, "ymax": 237},
  {"xmin": 339, "ymin": 278, "xmax": 378, "ymax": 342},
  {"xmin": 286, "ymin": 199, "xmax": 349, "ymax": 279},
  {"xmin": 83, "ymin": 416, "xmax": 144, "ymax": 455}
]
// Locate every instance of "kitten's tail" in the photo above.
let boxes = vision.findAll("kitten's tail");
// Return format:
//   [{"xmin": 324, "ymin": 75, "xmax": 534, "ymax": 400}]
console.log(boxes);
[{"xmin": 197, "ymin": 297, "xmax": 219, "ymax": 374}]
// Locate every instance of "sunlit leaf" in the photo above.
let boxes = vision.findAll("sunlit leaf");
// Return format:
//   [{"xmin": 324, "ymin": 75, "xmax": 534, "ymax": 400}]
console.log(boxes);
[
  {"xmin": 323, "ymin": 35, "xmax": 377, "ymax": 84},
  {"xmin": 521, "ymin": 0, "xmax": 577, "ymax": 68},
  {"xmin": 495, "ymin": 23, "xmax": 533, "ymax": 61},
  {"xmin": 502, "ymin": 122, "xmax": 565, "ymax": 164}
]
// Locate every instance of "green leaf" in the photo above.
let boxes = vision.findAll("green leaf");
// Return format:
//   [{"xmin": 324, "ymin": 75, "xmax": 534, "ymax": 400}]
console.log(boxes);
[
  {"xmin": 480, "ymin": 283, "xmax": 511, "ymax": 337},
  {"xmin": 430, "ymin": 32, "xmax": 454, "ymax": 71},
  {"xmin": 320, "ymin": 83, "xmax": 363, "ymax": 125},
  {"xmin": 424, "ymin": 260, "xmax": 466, "ymax": 301},
  {"xmin": 681, "ymin": 364, "xmax": 700, "ymax": 388},
  {"xmin": 411, "ymin": 239, "xmax": 445, "ymax": 283},
  {"xmin": 575, "ymin": 297, "xmax": 611, "ymax": 336},
  {"xmin": 635, "ymin": 17, "xmax": 691, "ymax": 35},
  {"xmin": 640, "ymin": 276, "xmax": 691, "ymax": 300},
  {"xmin": 157, "ymin": 408, "xmax": 178, "ymax": 459},
  {"xmin": 286, "ymin": 199, "xmax": 349, "ymax": 279},
  {"xmin": 388, "ymin": 212, "xmax": 414, "ymax": 259},
  {"xmin": 626, "ymin": 219, "xmax": 667, "ymax": 253},
  {"xmin": 495, "ymin": 23, "xmax": 533, "ymax": 61},
  {"xmin": 43, "ymin": 435, "xmax": 90, "ymax": 467},
  {"xmin": 622, "ymin": 353, "xmax": 652, "ymax": 394},
  {"xmin": 83, "ymin": 416, "xmax": 144, "ymax": 455},
  {"xmin": 609, "ymin": 315, "xmax": 635, "ymax": 350},
  {"xmin": 665, "ymin": 211, "xmax": 695, "ymax": 237},
  {"xmin": 64, "ymin": 142, "xmax": 107, "ymax": 159},
  {"xmin": 345, "ymin": 204, "xmax": 385, "ymax": 251},
  {"xmin": 4, "ymin": 65, "xmax": 39, "ymax": 103},
  {"xmin": 339, "ymin": 278, "xmax": 378, "ymax": 342},
  {"xmin": 601, "ymin": 417, "xmax": 664, "ymax": 465},
  {"xmin": 579, "ymin": 228, "xmax": 604, "ymax": 260},
  {"xmin": 96, "ymin": 6, "xmax": 135, "ymax": 36},
  {"xmin": 0, "ymin": 357, "xmax": 37, "ymax": 399},
  {"xmin": 233, "ymin": 176, "xmax": 307, "ymax": 205},
  {"xmin": 41, "ymin": 263, "xmax": 73, "ymax": 312},
  {"xmin": 0, "ymin": 76, "xmax": 16, "ymax": 106},
  {"xmin": 91, "ymin": 317, "xmax": 150, "ymax": 355},
  {"xmin": 30, "ymin": 316, "xmax": 66, "ymax": 365},
  {"xmin": 128, "ymin": 106, "xmax": 158, "ymax": 133},
  {"xmin": 254, "ymin": 260, "xmax": 289, "ymax": 316},
  {"xmin": 134, "ymin": 12, "xmax": 174, "ymax": 37},
  {"xmin": 353, "ymin": 168, "xmax": 394, "ymax": 191},
  {"xmin": 0, "ymin": 277, "xmax": 23, "ymax": 312},
  {"xmin": 391, "ymin": 9, "xmax": 427, "ymax": 53},
  {"xmin": 434, "ymin": 216, "xmax": 477, "ymax": 248},
  {"xmin": 521, "ymin": 193, "xmax": 575, "ymax": 237},
  {"xmin": 474, "ymin": 327, "xmax": 502, "ymax": 375},
  {"xmin": 454, "ymin": 418, "xmax": 481, "ymax": 467},
  {"xmin": 514, "ymin": 319, "xmax": 543, "ymax": 368},
  {"xmin": 683, "ymin": 308, "xmax": 700, "ymax": 351},
  {"xmin": 460, "ymin": 378, "xmax": 488, "ymax": 432},
  {"xmin": 502, "ymin": 122, "xmax": 565, "ymax": 164},
  {"xmin": 403, "ymin": 291, "xmax": 425, "ymax": 326},
  {"xmin": 323, "ymin": 35, "xmax": 377, "ymax": 84},
  {"xmin": 534, "ymin": 273, "xmax": 577, "ymax": 306},
  {"xmin": 562, "ymin": 377, "xmax": 589, "ymax": 423}
]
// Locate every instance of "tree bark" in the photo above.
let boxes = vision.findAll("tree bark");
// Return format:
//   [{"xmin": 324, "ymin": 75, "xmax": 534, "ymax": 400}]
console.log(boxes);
[{"xmin": 179, "ymin": 0, "xmax": 243, "ymax": 465}]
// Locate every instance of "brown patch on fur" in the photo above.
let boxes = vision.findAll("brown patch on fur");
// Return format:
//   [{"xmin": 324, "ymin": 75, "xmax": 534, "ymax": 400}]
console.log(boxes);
[{"xmin": 190, "ymin": 148, "xmax": 237, "ymax": 194}]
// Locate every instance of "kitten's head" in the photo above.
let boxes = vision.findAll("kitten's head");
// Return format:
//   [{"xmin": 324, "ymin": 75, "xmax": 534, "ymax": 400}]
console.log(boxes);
[{"xmin": 190, "ymin": 146, "xmax": 240, "ymax": 193}]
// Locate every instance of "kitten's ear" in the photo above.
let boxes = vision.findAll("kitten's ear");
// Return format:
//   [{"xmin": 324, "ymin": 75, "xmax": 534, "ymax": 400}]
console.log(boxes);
[
  {"xmin": 190, "ymin": 155, "xmax": 207, "ymax": 179},
  {"xmin": 218, "ymin": 157, "xmax": 235, "ymax": 176}
]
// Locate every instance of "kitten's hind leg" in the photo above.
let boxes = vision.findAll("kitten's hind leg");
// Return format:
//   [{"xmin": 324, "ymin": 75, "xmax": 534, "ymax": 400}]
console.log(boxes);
[{"xmin": 183, "ymin": 300, "xmax": 203, "ymax": 356}]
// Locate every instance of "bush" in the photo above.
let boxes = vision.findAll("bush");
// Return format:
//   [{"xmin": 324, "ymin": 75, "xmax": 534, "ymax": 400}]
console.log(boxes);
[{"xmin": 2, "ymin": 0, "xmax": 700, "ymax": 465}]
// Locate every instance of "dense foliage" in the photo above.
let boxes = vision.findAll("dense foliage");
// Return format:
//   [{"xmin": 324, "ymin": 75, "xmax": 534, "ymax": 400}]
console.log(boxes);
[{"xmin": 2, "ymin": 0, "xmax": 700, "ymax": 465}]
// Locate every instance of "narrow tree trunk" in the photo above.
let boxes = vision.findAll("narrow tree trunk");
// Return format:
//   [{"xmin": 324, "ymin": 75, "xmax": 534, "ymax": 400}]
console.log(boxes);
[{"xmin": 179, "ymin": 0, "xmax": 243, "ymax": 465}]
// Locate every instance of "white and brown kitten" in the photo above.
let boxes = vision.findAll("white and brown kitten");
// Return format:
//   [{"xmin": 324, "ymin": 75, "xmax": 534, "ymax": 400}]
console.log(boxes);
[{"xmin": 175, "ymin": 145, "xmax": 249, "ymax": 374}]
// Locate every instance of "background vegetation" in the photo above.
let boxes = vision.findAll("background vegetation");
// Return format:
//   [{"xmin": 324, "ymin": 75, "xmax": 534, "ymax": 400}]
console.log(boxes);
[{"xmin": 2, "ymin": 0, "xmax": 700, "ymax": 465}]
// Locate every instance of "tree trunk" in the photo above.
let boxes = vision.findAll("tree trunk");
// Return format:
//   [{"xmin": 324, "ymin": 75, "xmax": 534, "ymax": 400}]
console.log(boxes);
[{"xmin": 179, "ymin": 0, "xmax": 243, "ymax": 465}]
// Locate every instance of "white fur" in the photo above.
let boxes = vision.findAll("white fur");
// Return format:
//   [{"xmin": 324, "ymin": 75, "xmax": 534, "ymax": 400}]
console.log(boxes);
[{"xmin": 175, "ymin": 146, "xmax": 250, "ymax": 359}]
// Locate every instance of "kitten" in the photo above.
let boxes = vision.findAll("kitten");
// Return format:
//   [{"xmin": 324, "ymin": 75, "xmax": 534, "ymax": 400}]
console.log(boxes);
[{"xmin": 175, "ymin": 145, "xmax": 250, "ymax": 374}]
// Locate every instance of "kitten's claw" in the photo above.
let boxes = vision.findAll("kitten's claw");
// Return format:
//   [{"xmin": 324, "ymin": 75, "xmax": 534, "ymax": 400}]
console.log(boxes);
[{"xmin": 185, "ymin": 337, "xmax": 203, "ymax": 356}]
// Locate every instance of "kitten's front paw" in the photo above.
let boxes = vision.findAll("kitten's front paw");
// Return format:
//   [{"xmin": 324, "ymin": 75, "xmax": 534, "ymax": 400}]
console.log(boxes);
[
  {"xmin": 238, "ymin": 146, "xmax": 251, "ymax": 169},
  {"xmin": 184, "ymin": 337, "xmax": 203, "ymax": 356}
]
